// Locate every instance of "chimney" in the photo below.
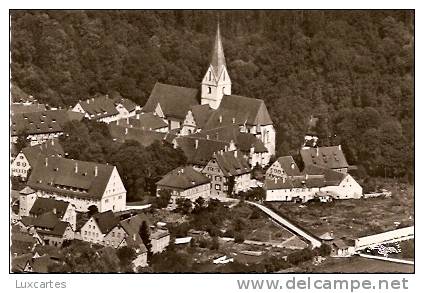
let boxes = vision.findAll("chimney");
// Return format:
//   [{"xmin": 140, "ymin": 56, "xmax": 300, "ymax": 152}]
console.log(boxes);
[
  {"xmin": 116, "ymin": 120, "xmax": 119, "ymax": 125},
  {"xmin": 219, "ymin": 115, "xmax": 222, "ymax": 123},
  {"xmin": 316, "ymin": 147, "xmax": 319, "ymax": 157},
  {"xmin": 338, "ymin": 144, "xmax": 342, "ymax": 151},
  {"xmin": 224, "ymin": 145, "xmax": 228, "ymax": 152},
  {"xmin": 206, "ymin": 134, "xmax": 210, "ymax": 140},
  {"xmin": 125, "ymin": 128, "xmax": 128, "ymax": 135},
  {"xmin": 232, "ymin": 117, "xmax": 235, "ymax": 124},
  {"xmin": 94, "ymin": 166, "xmax": 98, "ymax": 177},
  {"xmin": 74, "ymin": 163, "xmax": 78, "ymax": 173},
  {"xmin": 52, "ymin": 208, "xmax": 57, "ymax": 215},
  {"xmin": 45, "ymin": 157, "xmax": 48, "ymax": 167},
  {"xmin": 195, "ymin": 139, "xmax": 199, "ymax": 149},
  {"xmin": 51, "ymin": 140, "xmax": 54, "ymax": 146},
  {"xmin": 234, "ymin": 150, "xmax": 237, "ymax": 158},
  {"xmin": 136, "ymin": 113, "xmax": 140, "ymax": 119}
]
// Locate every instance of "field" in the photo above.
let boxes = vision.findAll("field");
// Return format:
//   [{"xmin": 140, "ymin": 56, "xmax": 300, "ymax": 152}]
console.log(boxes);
[
  {"xmin": 267, "ymin": 183, "xmax": 414, "ymax": 239},
  {"xmin": 306, "ymin": 255, "xmax": 414, "ymax": 273}
]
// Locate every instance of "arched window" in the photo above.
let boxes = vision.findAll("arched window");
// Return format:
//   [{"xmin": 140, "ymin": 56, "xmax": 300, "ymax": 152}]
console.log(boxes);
[
  {"xmin": 208, "ymin": 87, "xmax": 212, "ymax": 94},
  {"xmin": 209, "ymin": 71, "xmax": 211, "ymax": 81},
  {"xmin": 222, "ymin": 87, "xmax": 225, "ymax": 94},
  {"xmin": 223, "ymin": 72, "xmax": 225, "ymax": 81}
]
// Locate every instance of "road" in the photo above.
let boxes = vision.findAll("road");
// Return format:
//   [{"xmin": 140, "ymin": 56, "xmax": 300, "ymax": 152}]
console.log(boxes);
[{"xmin": 246, "ymin": 201, "xmax": 322, "ymax": 248}]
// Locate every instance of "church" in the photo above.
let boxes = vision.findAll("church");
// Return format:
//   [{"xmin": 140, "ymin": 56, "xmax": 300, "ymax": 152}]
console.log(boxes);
[{"xmin": 142, "ymin": 23, "xmax": 276, "ymax": 158}]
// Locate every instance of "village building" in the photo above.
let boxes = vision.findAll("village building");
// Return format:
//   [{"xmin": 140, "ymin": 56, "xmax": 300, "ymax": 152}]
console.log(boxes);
[
  {"xmin": 300, "ymin": 145, "xmax": 349, "ymax": 173},
  {"xmin": 202, "ymin": 150, "xmax": 251, "ymax": 197},
  {"xmin": 141, "ymin": 24, "xmax": 276, "ymax": 156},
  {"xmin": 190, "ymin": 125, "xmax": 270, "ymax": 167},
  {"xmin": 27, "ymin": 156, "xmax": 127, "ymax": 213},
  {"xmin": 72, "ymin": 94, "xmax": 140, "ymax": 124},
  {"xmin": 265, "ymin": 156, "xmax": 301, "ymax": 180},
  {"xmin": 264, "ymin": 165, "xmax": 362, "ymax": 202},
  {"xmin": 156, "ymin": 166, "xmax": 211, "ymax": 203},
  {"xmin": 115, "ymin": 112, "xmax": 169, "ymax": 133},
  {"xmin": 171, "ymin": 136, "xmax": 235, "ymax": 171},
  {"xmin": 150, "ymin": 229, "xmax": 171, "ymax": 254},
  {"xmin": 109, "ymin": 123, "xmax": 169, "ymax": 147},
  {"xmin": 11, "ymin": 138, "xmax": 64, "ymax": 180},
  {"xmin": 11, "ymin": 109, "xmax": 84, "ymax": 146},
  {"xmin": 11, "ymin": 103, "xmax": 47, "ymax": 114},
  {"xmin": 19, "ymin": 212, "xmax": 74, "ymax": 247}
]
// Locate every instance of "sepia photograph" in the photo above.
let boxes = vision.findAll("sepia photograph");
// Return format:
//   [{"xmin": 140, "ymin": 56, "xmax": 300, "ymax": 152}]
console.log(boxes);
[{"xmin": 9, "ymin": 9, "xmax": 414, "ymax": 275}]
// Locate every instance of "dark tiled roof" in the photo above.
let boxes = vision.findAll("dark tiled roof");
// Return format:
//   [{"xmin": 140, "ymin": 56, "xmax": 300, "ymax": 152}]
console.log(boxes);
[
  {"xmin": 78, "ymin": 96, "xmax": 119, "ymax": 118},
  {"xmin": 156, "ymin": 166, "xmax": 210, "ymax": 190},
  {"xmin": 29, "ymin": 255, "xmax": 54, "ymax": 273},
  {"xmin": 115, "ymin": 113, "xmax": 168, "ymax": 130},
  {"xmin": 119, "ymin": 214, "xmax": 150, "ymax": 252},
  {"xmin": 214, "ymin": 150, "xmax": 251, "ymax": 177},
  {"xmin": 109, "ymin": 124, "xmax": 167, "ymax": 147},
  {"xmin": 189, "ymin": 104, "xmax": 214, "ymax": 129},
  {"xmin": 203, "ymin": 95, "xmax": 273, "ymax": 129},
  {"xmin": 275, "ymin": 156, "xmax": 301, "ymax": 176},
  {"xmin": 11, "ymin": 110, "xmax": 84, "ymax": 136},
  {"xmin": 11, "ymin": 253, "xmax": 32, "ymax": 272},
  {"xmin": 143, "ymin": 82, "xmax": 199, "ymax": 120},
  {"xmin": 173, "ymin": 136, "xmax": 229, "ymax": 166},
  {"xmin": 37, "ymin": 221, "xmax": 69, "ymax": 237},
  {"xmin": 27, "ymin": 156, "xmax": 115, "ymax": 200},
  {"xmin": 21, "ymin": 138, "xmax": 64, "ymax": 166},
  {"xmin": 29, "ymin": 197, "xmax": 70, "ymax": 219},
  {"xmin": 114, "ymin": 97, "xmax": 137, "ymax": 112},
  {"xmin": 92, "ymin": 210, "xmax": 120, "ymax": 234},
  {"xmin": 302, "ymin": 165, "xmax": 346, "ymax": 186},
  {"xmin": 191, "ymin": 125, "xmax": 267, "ymax": 153},
  {"xmin": 11, "ymin": 103, "xmax": 46, "ymax": 114},
  {"xmin": 300, "ymin": 146, "xmax": 348, "ymax": 170}
]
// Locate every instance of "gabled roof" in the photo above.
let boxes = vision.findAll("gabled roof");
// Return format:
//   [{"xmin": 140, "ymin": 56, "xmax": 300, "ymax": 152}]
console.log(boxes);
[
  {"xmin": 275, "ymin": 156, "xmax": 301, "ymax": 176},
  {"xmin": 29, "ymin": 197, "xmax": 70, "ymax": 219},
  {"xmin": 11, "ymin": 103, "xmax": 46, "ymax": 114},
  {"xmin": 300, "ymin": 146, "xmax": 348, "ymax": 170},
  {"xmin": 143, "ymin": 82, "xmax": 199, "ymax": 120},
  {"xmin": 302, "ymin": 165, "xmax": 346, "ymax": 186},
  {"xmin": 214, "ymin": 150, "xmax": 251, "ymax": 177},
  {"xmin": 113, "ymin": 97, "xmax": 137, "ymax": 112},
  {"xmin": 92, "ymin": 210, "xmax": 120, "ymax": 235},
  {"xmin": 115, "ymin": 113, "xmax": 168, "ymax": 130},
  {"xmin": 11, "ymin": 253, "xmax": 33, "ymax": 272},
  {"xmin": 77, "ymin": 96, "xmax": 119, "ymax": 118},
  {"xmin": 37, "ymin": 221, "xmax": 70, "ymax": 237},
  {"xmin": 190, "ymin": 125, "xmax": 267, "ymax": 153},
  {"xmin": 156, "ymin": 166, "xmax": 210, "ymax": 190},
  {"xmin": 203, "ymin": 95, "xmax": 273, "ymax": 129},
  {"xmin": 27, "ymin": 156, "xmax": 116, "ymax": 200},
  {"xmin": 173, "ymin": 136, "xmax": 229, "ymax": 166},
  {"xmin": 109, "ymin": 124, "xmax": 167, "ymax": 147},
  {"xmin": 189, "ymin": 104, "xmax": 214, "ymax": 129},
  {"xmin": 19, "ymin": 186, "xmax": 35, "ymax": 195},
  {"xmin": 11, "ymin": 110, "xmax": 84, "ymax": 136},
  {"xmin": 21, "ymin": 138, "xmax": 64, "ymax": 166}
]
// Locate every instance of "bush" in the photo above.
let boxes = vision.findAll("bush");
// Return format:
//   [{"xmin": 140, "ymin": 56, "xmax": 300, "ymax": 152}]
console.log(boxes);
[
  {"xmin": 234, "ymin": 232, "xmax": 245, "ymax": 243},
  {"xmin": 316, "ymin": 243, "xmax": 331, "ymax": 256},
  {"xmin": 287, "ymin": 248, "xmax": 314, "ymax": 265},
  {"xmin": 210, "ymin": 237, "xmax": 220, "ymax": 250},
  {"xmin": 198, "ymin": 237, "xmax": 209, "ymax": 248}
]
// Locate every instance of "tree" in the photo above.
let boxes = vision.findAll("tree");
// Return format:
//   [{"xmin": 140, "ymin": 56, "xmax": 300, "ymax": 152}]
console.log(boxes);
[
  {"xmin": 176, "ymin": 198, "xmax": 192, "ymax": 215},
  {"xmin": 139, "ymin": 220, "xmax": 152, "ymax": 254},
  {"xmin": 15, "ymin": 130, "xmax": 29, "ymax": 153},
  {"xmin": 116, "ymin": 246, "xmax": 136, "ymax": 269}
]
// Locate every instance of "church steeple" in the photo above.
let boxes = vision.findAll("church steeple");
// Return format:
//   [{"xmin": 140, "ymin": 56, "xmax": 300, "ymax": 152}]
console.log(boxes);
[
  {"xmin": 201, "ymin": 22, "xmax": 232, "ymax": 110},
  {"xmin": 210, "ymin": 22, "xmax": 226, "ymax": 78}
]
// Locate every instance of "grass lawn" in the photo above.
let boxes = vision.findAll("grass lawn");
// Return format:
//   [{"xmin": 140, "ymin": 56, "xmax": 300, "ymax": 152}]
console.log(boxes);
[
  {"xmin": 267, "ymin": 183, "xmax": 414, "ymax": 239},
  {"xmin": 308, "ymin": 255, "xmax": 414, "ymax": 273}
]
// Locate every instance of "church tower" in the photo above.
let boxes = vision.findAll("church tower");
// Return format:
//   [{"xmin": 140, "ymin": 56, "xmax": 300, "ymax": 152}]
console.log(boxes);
[{"xmin": 201, "ymin": 23, "xmax": 231, "ymax": 109}]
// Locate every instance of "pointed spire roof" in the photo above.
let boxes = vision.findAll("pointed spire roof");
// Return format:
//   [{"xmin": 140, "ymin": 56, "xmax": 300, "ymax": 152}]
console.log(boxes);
[{"xmin": 210, "ymin": 22, "xmax": 226, "ymax": 78}]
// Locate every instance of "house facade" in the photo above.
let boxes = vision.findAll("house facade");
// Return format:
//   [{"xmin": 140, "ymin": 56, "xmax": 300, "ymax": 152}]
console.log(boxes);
[
  {"xmin": 27, "ymin": 156, "xmax": 127, "ymax": 213},
  {"xmin": 156, "ymin": 166, "xmax": 211, "ymax": 203},
  {"xmin": 265, "ymin": 156, "xmax": 301, "ymax": 180}
]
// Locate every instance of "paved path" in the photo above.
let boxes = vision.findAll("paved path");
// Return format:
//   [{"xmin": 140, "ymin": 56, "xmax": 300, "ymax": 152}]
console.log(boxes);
[
  {"xmin": 358, "ymin": 253, "xmax": 414, "ymax": 265},
  {"xmin": 246, "ymin": 201, "xmax": 322, "ymax": 248}
]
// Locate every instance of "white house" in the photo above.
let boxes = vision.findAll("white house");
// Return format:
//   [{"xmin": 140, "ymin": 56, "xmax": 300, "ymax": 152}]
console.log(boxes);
[{"xmin": 27, "ymin": 156, "xmax": 127, "ymax": 213}]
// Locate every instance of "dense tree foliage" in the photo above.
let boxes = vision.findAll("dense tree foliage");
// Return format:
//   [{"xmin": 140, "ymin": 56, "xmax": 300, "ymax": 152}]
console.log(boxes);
[{"xmin": 11, "ymin": 10, "xmax": 413, "ymax": 179}]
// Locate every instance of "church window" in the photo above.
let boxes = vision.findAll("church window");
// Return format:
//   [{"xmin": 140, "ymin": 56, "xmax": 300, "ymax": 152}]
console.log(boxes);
[
  {"xmin": 208, "ymin": 87, "xmax": 211, "ymax": 94},
  {"xmin": 223, "ymin": 72, "xmax": 225, "ymax": 81},
  {"xmin": 222, "ymin": 87, "xmax": 225, "ymax": 94},
  {"xmin": 209, "ymin": 71, "xmax": 211, "ymax": 81}
]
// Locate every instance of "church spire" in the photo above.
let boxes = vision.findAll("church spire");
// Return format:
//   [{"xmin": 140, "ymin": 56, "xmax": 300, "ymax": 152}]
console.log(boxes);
[{"xmin": 210, "ymin": 21, "xmax": 226, "ymax": 78}]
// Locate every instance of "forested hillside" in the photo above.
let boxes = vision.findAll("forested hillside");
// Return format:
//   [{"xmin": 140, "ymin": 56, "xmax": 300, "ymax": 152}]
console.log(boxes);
[{"xmin": 10, "ymin": 10, "xmax": 414, "ymax": 180}]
